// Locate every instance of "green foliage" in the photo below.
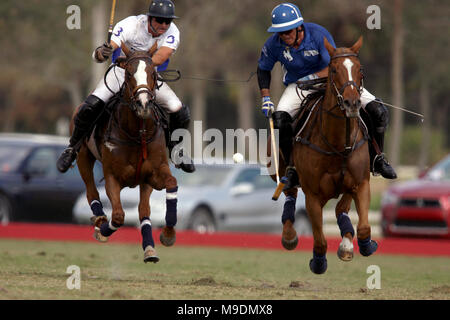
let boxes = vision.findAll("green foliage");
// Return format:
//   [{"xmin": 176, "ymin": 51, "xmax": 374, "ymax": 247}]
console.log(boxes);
[{"xmin": 386, "ymin": 126, "xmax": 449, "ymax": 165}]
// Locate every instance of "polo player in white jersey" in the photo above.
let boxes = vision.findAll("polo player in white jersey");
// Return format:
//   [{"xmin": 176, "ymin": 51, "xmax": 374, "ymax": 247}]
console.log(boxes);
[{"xmin": 57, "ymin": 0, "xmax": 195, "ymax": 174}]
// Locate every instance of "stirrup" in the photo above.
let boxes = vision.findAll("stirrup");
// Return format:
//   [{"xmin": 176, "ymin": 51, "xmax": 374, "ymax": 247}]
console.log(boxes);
[
  {"xmin": 170, "ymin": 146, "xmax": 195, "ymax": 173},
  {"xmin": 56, "ymin": 147, "xmax": 77, "ymax": 173},
  {"xmin": 283, "ymin": 166, "xmax": 300, "ymax": 190},
  {"xmin": 373, "ymin": 154, "xmax": 397, "ymax": 179}
]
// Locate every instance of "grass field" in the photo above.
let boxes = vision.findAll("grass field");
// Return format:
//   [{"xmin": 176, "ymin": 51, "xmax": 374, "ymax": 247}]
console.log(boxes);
[{"xmin": 0, "ymin": 239, "xmax": 449, "ymax": 300}]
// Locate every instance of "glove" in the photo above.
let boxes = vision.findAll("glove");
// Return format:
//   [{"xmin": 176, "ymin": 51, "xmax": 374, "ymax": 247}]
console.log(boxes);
[
  {"xmin": 95, "ymin": 42, "xmax": 114, "ymax": 61},
  {"xmin": 261, "ymin": 96, "xmax": 275, "ymax": 118}
]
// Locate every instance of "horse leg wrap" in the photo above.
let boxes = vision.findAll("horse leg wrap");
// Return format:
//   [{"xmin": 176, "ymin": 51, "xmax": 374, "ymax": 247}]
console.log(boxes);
[
  {"xmin": 140, "ymin": 218, "xmax": 155, "ymax": 250},
  {"xmin": 337, "ymin": 213, "xmax": 355, "ymax": 238},
  {"xmin": 165, "ymin": 187, "xmax": 178, "ymax": 227},
  {"xmin": 100, "ymin": 220, "xmax": 121, "ymax": 237},
  {"xmin": 90, "ymin": 200, "xmax": 105, "ymax": 217},
  {"xmin": 309, "ymin": 250, "xmax": 328, "ymax": 274},
  {"xmin": 358, "ymin": 236, "xmax": 378, "ymax": 257},
  {"xmin": 281, "ymin": 196, "xmax": 296, "ymax": 224}
]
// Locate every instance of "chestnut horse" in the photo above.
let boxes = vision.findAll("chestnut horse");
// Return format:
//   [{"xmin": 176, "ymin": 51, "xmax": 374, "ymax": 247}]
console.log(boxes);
[
  {"xmin": 75, "ymin": 44, "xmax": 178, "ymax": 263},
  {"xmin": 273, "ymin": 36, "xmax": 378, "ymax": 274}
]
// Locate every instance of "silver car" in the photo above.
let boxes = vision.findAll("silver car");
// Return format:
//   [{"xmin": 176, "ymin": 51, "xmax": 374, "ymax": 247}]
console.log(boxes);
[{"xmin": 72, "ymin": 163, "xmax": 311, "ymax": 234}]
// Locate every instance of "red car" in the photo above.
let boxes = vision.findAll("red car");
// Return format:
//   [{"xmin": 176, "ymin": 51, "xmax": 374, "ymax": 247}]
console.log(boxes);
[{"xmin": 381, "ymin": 154, "xmax": 450, "ymax": 238}]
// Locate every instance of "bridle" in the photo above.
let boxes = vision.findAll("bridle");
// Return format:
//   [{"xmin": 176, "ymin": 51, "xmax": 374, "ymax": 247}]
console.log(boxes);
[
  {"xmin": 329, "ymin": 52, "xmax": 364, "ymax": 111},
  {"xmin": 121, "ymin": 54, "xmax": 158, "ymax": 114}
]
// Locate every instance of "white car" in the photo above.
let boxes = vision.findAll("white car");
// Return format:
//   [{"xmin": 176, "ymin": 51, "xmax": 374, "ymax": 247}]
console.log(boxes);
[{"xmin": 73, "ymin": 163, "xmax": 311, "ymax": 234}]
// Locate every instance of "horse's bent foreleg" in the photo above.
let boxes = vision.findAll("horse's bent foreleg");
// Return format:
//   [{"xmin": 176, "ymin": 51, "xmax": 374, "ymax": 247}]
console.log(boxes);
[
  {"xmin": 159, "ymin": 165, "xmax": 178, "ymax": 247},
  {"xmin": 305, "ymin": 193, "xmax": 327, "ymax": 274},
  {"xmin": 138, "ymin": 183, "xmax": 159, "ymax": 263},
  {"xmin": 77, "ymin": 147, "xmax": 108, "ymax": 242},
  {"xmin": 335, "ymin": 193, "xmax": 355, "ymax": 261},
  {"xmin": 77, "ymin": 147, "xmax": 106, "ymax": 219},
  {"xmin": 353, "ymin": 180, "xmax": 378, "ymax": 256},
  {"xmin": 97, "ymin": 175, "xmax": 124, "ymax": 240},
  {"xmin": 281, "ymin": 188, "xmax": 298, "ymax": 250}
]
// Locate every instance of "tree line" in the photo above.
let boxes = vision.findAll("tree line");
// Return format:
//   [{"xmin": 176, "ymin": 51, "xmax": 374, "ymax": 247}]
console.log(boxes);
[{"xmin": 0, "ymin": 0, "xmax": 448, "ymax": 167}]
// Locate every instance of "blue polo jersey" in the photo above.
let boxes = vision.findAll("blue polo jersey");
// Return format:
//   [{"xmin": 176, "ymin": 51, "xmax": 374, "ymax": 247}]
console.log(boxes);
[{"xmin": 258, "ymin": 22, "xmax": 336, "ymax": 86}]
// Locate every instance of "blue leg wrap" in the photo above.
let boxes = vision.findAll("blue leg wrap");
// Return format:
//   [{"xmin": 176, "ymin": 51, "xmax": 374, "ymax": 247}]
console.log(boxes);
[
  {"xmin": 281, "ymin": 196, "xmax": 296, "ymax": 224},
  {"xmin": 309, "ymin": 250, "xmax": 328, "ymax": 274},
  {"xmin": 165, "ymin": 187, "xmax": 178, "ymax": 227},
  {"xmin": 100, "ymin": 220, "xmax": 120, "ymax": 237},
  {"xmin": 337, "ymin": 213, "xmax": 355, "ymax": 238},
  {"xmin": 140, "ymin": 217, "xmax": 155, "ymax": 250},
  {"xmin": 358, "ymin": 236, "xmax": 378, "ymax": 256},
  {"xmin": 90, "ymin": 200, "xmax": 105, "ymax": 217}
]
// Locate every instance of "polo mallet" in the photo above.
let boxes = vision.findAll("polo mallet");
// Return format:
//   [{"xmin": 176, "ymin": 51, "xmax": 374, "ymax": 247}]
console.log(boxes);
[
  {"xmin": 69, "ymin": 0, "xmax": 118, "ymax": 156},
  {"xmin": 107, "ymin": 0, "xmax": 117, "ymax": 43},
  {"xmin": 269, "ymin": 116, "xmax": 286, "ymax": 201}
]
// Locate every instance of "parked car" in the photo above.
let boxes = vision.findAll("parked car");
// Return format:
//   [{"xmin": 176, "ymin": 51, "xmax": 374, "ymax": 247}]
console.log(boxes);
[
  {"xmin": 0, "ymin": 133, "xmax": 103, "ymax": 224},
  {"xmin": 73, "ymin": 163, "xmax": 311, "ymax": 234},
  {"xmin": 381, "ymin": 154, "xmax": 450, "ymax": 238}
]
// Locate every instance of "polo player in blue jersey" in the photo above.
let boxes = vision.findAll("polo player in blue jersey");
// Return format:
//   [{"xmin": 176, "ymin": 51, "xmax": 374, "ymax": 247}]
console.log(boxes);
[{"xmin": 257, "ymin": 3, "xmax": 397, "ymax": 189}]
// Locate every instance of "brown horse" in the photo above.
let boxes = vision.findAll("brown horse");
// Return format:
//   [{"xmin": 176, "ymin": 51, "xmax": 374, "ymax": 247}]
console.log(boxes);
[
  {"xmin": 74, "ymin": 44, "xmax": 178, "ymax": 263},
  {"xmin": 272, "ymin": 36, "xmax": 378, "ymax": 274}
]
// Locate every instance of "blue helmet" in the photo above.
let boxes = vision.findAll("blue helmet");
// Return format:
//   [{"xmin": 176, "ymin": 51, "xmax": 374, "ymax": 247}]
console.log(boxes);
[{"xmin": 267, "ymin": 3, "xmax": 304, "ymax": 33}]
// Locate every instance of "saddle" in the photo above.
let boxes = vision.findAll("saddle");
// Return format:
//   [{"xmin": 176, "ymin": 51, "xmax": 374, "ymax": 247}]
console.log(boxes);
[
  {"xmin": 87, "ymin": 91, "xmax": 171, "ymax": 161},
  {"xmin": 292, "ymin": 78, "xmax": 370, "ymax": 158},
  {"xmin": 292, "ymin": 77, "xmax": 327, "ymax": 136}
]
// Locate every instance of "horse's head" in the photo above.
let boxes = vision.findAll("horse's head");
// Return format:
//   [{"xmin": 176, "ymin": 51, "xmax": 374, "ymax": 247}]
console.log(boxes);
[
  {"xmin": 324, "ymin": 36, "xmax": 364, "ymax": 118},
  {"xmin": 116, "ymin": 43, "xmax": 158, "ymax": 119}
]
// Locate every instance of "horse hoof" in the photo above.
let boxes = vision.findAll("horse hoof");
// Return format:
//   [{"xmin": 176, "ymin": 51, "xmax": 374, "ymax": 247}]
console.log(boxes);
[
  {"xmin": 337, "ymin": 237, "xmax": 354, "ymax": 261},
  {"xmin": 309, "ymin": 252, "xmax": 327, "ymax": 274},
  {"xmin": 337, "ymin": 247, "xmax": 354, "ymax": 261},
  {"xmin": 281, "ymin": 236, "xmax": 298, "ymax": 250},
  {"xmin": 358, "ymin": 238, "xmax": 378, "ymax": 257},
  {"xmin": 160, "ymin": 232, "xmax": 176, "ymax": 247},
  {"xmin": 143, "ymin": 246, "xmax": 159, "ymax": 264},
  {"xmin": 93, "ymin": 227, "xmax": 108, "ymax": 243},
  {"xmin": 91, "ymin": 215, "xmax": 108, "ymax": 228},
  {"xmin": 159, "ymin": 227, "xmax": 176, "ymax": 247}
]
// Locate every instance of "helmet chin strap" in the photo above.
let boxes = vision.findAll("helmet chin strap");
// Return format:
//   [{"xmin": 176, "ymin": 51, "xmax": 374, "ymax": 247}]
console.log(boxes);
[{"xmin": 148, "ymin": 17, "xmax": 158, "ymax": 35}]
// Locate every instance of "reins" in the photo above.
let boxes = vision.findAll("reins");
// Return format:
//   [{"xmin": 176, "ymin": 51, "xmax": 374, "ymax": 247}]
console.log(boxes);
[{"xmin": 295, "ymin": 51, "xmax": 368, "ymax": 159}]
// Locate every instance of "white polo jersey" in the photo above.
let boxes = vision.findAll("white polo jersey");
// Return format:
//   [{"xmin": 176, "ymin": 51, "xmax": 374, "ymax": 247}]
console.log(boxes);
[
  {"xmin": 91, "ymin": 14, "xmax": 182, "ymax": 112},
  {"xmin": 110, "ymin": 14, "xmax": 180, "ymax": 53}
]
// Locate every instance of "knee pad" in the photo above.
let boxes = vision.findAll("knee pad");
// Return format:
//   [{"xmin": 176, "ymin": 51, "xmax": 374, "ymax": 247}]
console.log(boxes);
[
  {"xmin": 75, "ymin": 95, "xmax": 105, "ymax": 128},
  {"xmin": 272, "ymin": 111, "xmax": 293, "ymax": 141},
  {"xmin": 365, "ymin": 99, "xmax": 389, "ymax": 132},
  {"xmin": 170, "ymin": 104, "xmax": 191, "ymax": 130}
]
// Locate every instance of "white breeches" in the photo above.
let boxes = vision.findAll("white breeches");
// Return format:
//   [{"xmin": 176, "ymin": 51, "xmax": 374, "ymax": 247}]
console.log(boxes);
[
  {"xmin": 276, "ymin": 83, "xmax": 376, "ymax": 118},
  {"xmin": 91, "ymin": 65, "xmax": 182, "ymax": 113}
]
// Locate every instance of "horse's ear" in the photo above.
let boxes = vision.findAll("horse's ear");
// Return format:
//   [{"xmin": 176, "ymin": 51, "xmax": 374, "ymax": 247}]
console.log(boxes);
[
  {"xmin": 116, "ymin": 56, "xmax": 127, "ymax": 69},
  {"xmin": 148, "ymin": 42, "xmax": 158, "ymax": 57},
  {"xmin": 350, "ymin": 36, "xmax": 363, "ymax": 54},
  {"xmin": 324, "ymin": 37, "xmax": 336, "ymax": 57}
]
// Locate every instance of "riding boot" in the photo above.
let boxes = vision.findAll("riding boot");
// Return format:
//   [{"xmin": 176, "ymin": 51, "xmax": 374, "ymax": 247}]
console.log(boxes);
[
  {"xmin": 272, "ymin": 111, "xmax": 300, "ymax": 189},
  {"xmin": 168, "ymin": 104, "xmax": 195, "ymax": 173},
  {"xmin": 56, "ymin": 95, "xmax": 105, "ymax": 173},
  {"xmin": 365, "ymin": 99, "xmax": 397, "ymax": 179},
  {"xmin": 371, "ymin": 131, "xmax": 397, "ymax": 179}
]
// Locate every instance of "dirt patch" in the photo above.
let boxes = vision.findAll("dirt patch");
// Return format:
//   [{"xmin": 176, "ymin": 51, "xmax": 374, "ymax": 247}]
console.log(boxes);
[
  {"xmin": 192, "ymin": 277, "xmax": 216, "ymax": 286},
  {"xmin": 430, "ymin": 285, "xmax": 450, "ymax": 294},
  {"xmin": 110, "ymin": 290, "xmax": 131, "ymax": 299},
  {"xmin": 289, "ymin": 281, "xmax": 312, "ymax": 289}
]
